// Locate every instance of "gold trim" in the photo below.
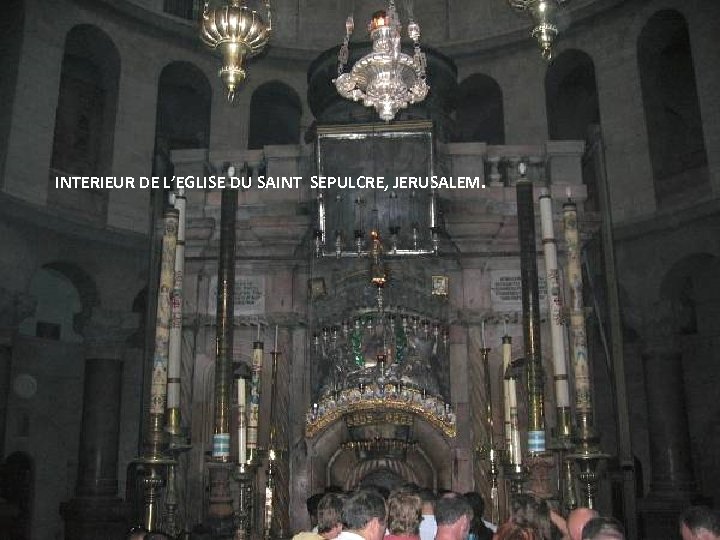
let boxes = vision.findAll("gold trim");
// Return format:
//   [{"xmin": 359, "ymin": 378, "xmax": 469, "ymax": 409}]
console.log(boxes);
[{"xmin": 305, "ymin": 396, "xmax": 456, "ymax": 439}]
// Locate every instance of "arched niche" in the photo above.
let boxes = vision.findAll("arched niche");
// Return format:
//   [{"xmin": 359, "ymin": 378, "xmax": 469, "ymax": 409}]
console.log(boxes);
[
  {"xmin": 453, "ymin": 74, "xmax": 505, "ymax": 144},
  {"xmin": 18, "ymin": 262, "xmax": 99, "ymax": 342},
  {"xmin": 308, "ymin": 411, "xmax": 453, "ymax": 494},
  {"xmin": 248, "ymin": 81, "xmax": 302, "ymax": 150},
  {"xmin": 638, "ymin": 10, "xmax": 709, "ymax": 207},
  {"xmin": 545, "ymin": 49, "xmax": 600, "ymax": 209},
  {"xmin": 0, "ymin": 0, "xmax": 24, "ymax": 189},
  {"xmin": 154, "ymin": 61, "xmax": 211, "ymax": 176},
  {"xmin": 48, "ymin": 25, "xmax": 120, "ymax": 223},
  {"xmin": 545, "ymin": 49, "xmax": 600, "ymax": 141}
]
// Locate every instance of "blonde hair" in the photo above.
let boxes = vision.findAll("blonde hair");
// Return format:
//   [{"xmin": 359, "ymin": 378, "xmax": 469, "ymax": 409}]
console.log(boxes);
[
  {"xmin": 494, "ymin": 522, "xmax": 538, "ymax": 540},
  {"xmin": 387, "ymin": 492, "xmax": 422, "ymax": 535}
]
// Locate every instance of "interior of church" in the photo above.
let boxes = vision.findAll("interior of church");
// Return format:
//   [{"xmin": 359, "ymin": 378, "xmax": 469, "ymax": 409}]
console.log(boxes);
[{"xmin": 1, "ymin": 0, "xmax": 719, "ymax": 539}]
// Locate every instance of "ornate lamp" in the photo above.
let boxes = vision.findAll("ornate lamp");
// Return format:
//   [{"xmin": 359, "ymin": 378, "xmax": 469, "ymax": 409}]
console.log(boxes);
[
  {"xmin": 200, "ymin": 0, "xmax": 272, "ymax": 102},
  {"xmin": 508, "ymin": 0, "xmax": 569, "ymax": 60},
  {"xmin": 335, "ymin": 0, "xmax": 428, "ymax": 121}
]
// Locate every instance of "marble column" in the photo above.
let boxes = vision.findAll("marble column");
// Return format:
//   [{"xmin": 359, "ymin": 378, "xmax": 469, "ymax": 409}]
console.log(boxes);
[
  {"xmin": 61, "ymin": 358, "xmax": 129, "ymax": 539},
  {"xmin": 639, "ymin": 320, "xmax": 699, "ymax": 538}
]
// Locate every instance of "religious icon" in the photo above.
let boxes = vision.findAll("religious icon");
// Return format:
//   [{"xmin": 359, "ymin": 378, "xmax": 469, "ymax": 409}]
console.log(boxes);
[{"xmin": 431, "ymin": 275, "xmax": 449, "ymax": 296}]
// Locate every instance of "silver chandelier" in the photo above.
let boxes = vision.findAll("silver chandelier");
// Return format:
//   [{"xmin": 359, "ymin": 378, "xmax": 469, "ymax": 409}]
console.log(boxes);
[{"xmin": 334, "ymin": 0, "xmax": 428, "ymax": 122}]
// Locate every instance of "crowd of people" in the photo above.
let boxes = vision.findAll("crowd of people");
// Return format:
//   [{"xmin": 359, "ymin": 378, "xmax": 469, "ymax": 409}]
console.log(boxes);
[{"xmin": 294, "ymin": 486, "xmax": 720, "ymax": 540}]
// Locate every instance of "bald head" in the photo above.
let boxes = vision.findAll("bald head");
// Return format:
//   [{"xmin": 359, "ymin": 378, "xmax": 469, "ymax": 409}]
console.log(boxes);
[{"xmin": 568, "ymin": 508, "xmax": 599, "ymax": 540}]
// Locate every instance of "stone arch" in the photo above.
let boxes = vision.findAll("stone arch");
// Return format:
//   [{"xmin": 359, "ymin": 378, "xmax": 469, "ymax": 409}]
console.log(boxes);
[
  {"xmin": 0, "ymin": 0, "xmax": 24, "ymax": 190},
  {"xmin": 311, "ymin": 412, "xmax": 452, "ymax": 494},
  {"xmin": 49, "ymin": 24, "xmax": 121, "ymax": 222},
  {"xmin": 453, "ymin": 74, "xmax": 504, "ymax": 144},
  {"xmin": 345, "ymin": 458, "xmax": 418, "ymax": 491},
  {"xmin": 638, "ymin": 10, "xmax": 709, "ymax": 207},
  {"xmin": 248, "ymin": 81, "xmax": 302, "ymax": 150},
  {"xmin": 18, "ymin": 262, "xmax": 99, "ymax": 341},
  {"xmin": 154, "ymin": 61, "xmax": 212, "ymax": 176}
]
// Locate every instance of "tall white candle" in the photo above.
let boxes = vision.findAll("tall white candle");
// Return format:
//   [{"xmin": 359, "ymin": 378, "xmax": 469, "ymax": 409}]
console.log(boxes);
[
  {"xmin": 502, "ymin": 336, "xmax": 512, "ymax": 452},
  {"xmin": 539, "ymin": 188, "xmax": 571, "ymax": 408},
  {"xmin": 564, "ymin": 202, "xmax": 592, "ymax": 414},
  {"xmin": 502, "ymin": 335, "xmax": 522, "ymax": 464},
  {"xmin": 238, "ymin": 378, "xmax": 247, "ymax": 464},
  {"xmin": 509, "ymin": 377, "xmax": 522, "ymax": 465}
]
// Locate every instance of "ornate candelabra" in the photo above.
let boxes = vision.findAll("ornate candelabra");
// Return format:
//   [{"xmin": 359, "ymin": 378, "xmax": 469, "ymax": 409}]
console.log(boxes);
[{"xmin": 334, "ymin": 0, "xmax": 428, "ymax": 121}]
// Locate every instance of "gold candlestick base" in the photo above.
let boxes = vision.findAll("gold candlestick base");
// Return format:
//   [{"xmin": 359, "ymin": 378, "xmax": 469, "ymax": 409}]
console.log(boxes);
[
  {"xmin": 234, "ymin": 460, "xmax": 261, "ymax": 540},
  {"xmin": 504, "ymin": 463, "xmax": 529, "ymax": 495},
  {"xmin": 567, "ymin": 451, "xmax": 609, "ymax": 510}
]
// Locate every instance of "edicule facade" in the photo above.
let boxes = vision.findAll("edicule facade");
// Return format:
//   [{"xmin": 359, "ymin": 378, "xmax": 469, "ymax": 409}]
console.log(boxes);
[{"xmin": 0, "ymin": 0, "xmax": 719, "ymax": 539}]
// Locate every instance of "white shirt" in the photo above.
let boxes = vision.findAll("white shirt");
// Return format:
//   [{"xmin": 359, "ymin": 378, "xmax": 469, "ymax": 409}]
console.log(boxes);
[
  {"xmin": 337, "ymin": 531, "xmax": 366, "ymax": 540},
  {"xmin": 419, "ymin": 515, "xmax": 437, "ymax": 540}
]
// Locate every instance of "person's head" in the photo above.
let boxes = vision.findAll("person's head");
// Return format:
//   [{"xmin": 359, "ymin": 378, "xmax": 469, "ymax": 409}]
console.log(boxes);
[
  {"xmin": 307, "ymin": 493, "xmax": 326, "ymax": 527},
  {"xmin": 388, "ymin": 491, "xmax": 423, "ymax": 535},
  {"xmin": 435, "ymin": 495, "xmax": 473, "ymax": 540},
  {"xmin": 463, "ymin": 492, "xmax": 485, "ymax": 518},
  {"xmin": 494, "ymin": 522, "xmax": 539, "ymax": 540},
  {"xmin": 581, "ymin": 517, "xmax": 624, "ymax": 540},
  {"xmin": 567, "ymin": 508, "xmax": 599, "ymax": 540},
  {"xmin": 510, "ymin": 494, "xmax": 552, "ymax": 540},
  {"xmin": 463, "ymin": 492, "xmax": 486, "ymax": 533},
  {"xmin": 418, "ymin": 489, "xmax": 435, "ymax": 516},
  {"xmin": 318, "ymin": 493, "xmax": 345, "ymax": 539},
  {"xmin": 342, "ymin": 489, "xmax": 388, "ymax": 540},
  {"xmin": 680, "ymin": 506, "xmax": 720, "ymax": 540}
]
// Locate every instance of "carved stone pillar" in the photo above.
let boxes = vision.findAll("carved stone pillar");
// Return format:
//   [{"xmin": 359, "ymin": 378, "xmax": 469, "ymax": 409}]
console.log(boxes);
[{"xmin": 639, "ymin": 311, "xmax": 699, "ymax": 538}]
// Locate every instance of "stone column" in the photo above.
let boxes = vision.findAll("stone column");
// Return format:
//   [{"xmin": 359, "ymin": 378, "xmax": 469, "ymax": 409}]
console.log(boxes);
[
  {"xmin": 0, "ymin": 342, "xmax": 11, "ymax": 460},
  {"xmin": 61, "ymin": 358, "xmax": 129, "ymax": 539},
  {"xmin": 77, "ymin": 359, "xmax": 124, "ymax": 496},
  {"xmin": 639, "ymin": 315, "xmax": 698, "ymax": 538}
]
